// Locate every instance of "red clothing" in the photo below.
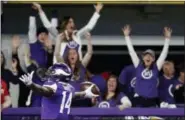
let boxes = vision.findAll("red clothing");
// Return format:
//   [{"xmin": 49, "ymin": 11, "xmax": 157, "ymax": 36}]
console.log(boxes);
[{"xmin": 1, "ymin": 79, "xmax": 9, "ymax": 104}]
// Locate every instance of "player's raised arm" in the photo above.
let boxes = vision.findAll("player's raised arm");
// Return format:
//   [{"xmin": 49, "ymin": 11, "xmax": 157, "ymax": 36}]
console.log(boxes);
[
  {"xmin": 82, "ymin": 32, "xmax": 93, "ymax": 67},
  {"xmin": 76, "ymin": 3, "xmax": 103, "ymax": 38},
  {"xmin": 122, "ymin": 25, "xmax": 139, "ymax": 68},
  {"xmin": 28, "ymin": 9, "xmax": 37, "ymax": 43},
  {"xmin": 53, "ymin": 33, "xmax": 65, "ymax": 64},
  {"xmin": 19, "ymin": 71, "xmax": 54, "ymax": 97},
  {"xmin": 156, "ymin": 27, "xmax": 171, "ymax": 70},
  {"xmin": 32, "ymin": 2, "xmax": 58, "ymax": 37}
]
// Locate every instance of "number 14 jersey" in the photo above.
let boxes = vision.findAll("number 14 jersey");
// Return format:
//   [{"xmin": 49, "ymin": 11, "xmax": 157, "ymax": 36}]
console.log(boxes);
[{"xmin": 41, "ymin": 80, "xmax": 75, "ymax": 120}]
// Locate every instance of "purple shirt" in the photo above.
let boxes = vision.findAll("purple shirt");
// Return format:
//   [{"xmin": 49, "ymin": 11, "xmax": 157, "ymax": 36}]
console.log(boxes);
[
  {"xmin": 69, "ymin": 65, "xmax": 86, "ymax": 91},
  {"xmin": 30, "ymin": 41, "xmax": 48, "ymax": 68},
  {"xmin": 97, "ymin": 92, "xmax": 125, "ymax": 108},
  {"xmin": 135, "ymin": 63, "xmax": 159, "ymax": 98},
  {"xmin": 119, "ymin": 65, "xmax": 136, "ymax": 98},
  {"xmin": 41, "ymin": 79, "xmax": 74, "ymax": 120},
  {"xmin": 158, "ymin": 75, "xmax": 177, "ymax": 104},
  {"xmin": 90, "ymin": 75, "xmax": 106, "ymax": 94}
]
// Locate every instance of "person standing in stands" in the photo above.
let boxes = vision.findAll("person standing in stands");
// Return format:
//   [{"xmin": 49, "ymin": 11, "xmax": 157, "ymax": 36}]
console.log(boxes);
[
  {"xmin": 159, "ymin": 61, "xmax": 176, "ymax": 104},
  {"xmin": 55, "ymin": 32, "xmax": 93, "ymax": 91},
  {"xmin": 1, "ymin": 78, "xmax": 11, "ymax": 111},
  {"xmin": 96, "ymin": 75, "xmax": 132, "ymax": 110},
  {"xmin": 1, "ymin": 51, "xmax": 28, "ymax": 107},
  {"xmin": 119, "ymin": 65, "xmax": 136, "ymax": 101},
  {"xmin": 22, "ymin": 46, "xmax": 45, "ymax": 107},
  {"xmin": 31, "ymin": 2, "xmax": 103, "ymax": 63},
  {"xmin": 55, "ymin": 32, "xmax": 93, "ymax": 107},
  {"xmin": 173, "ymin": 65, "xmax": 184, "ymax": 104},
  {"xmin": 28, "ymin": 3, "xmax": 55, "ymax": 68},
  {"xmin": 158, "ymin": 61, "xmax": 177, "ymax": 104},
  {"xmin": 122, "ymin": 25, "xmax": 172, "ymax": 107},
  {"xmin": 1, "ymin": 35, "xmax": 28, "ymax": 73}
]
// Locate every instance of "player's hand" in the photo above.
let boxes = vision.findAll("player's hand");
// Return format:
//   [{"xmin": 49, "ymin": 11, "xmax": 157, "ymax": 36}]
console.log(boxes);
[
  {"xmin": 32, "ymin": 2, "xmax": 42, "ymax": 12},
  {"xmin": 164, "ymin": 27, "xmax": 172, "ymax": 39},
  {"xmin": 94, "ymin": 3, "xmax": 103, "ymax": 13},
  {"xmin": 122, "ymin": 25, "xmax": 131, "ymax": 37},
  {"xmin": 19, "ymin": 71, "xmax": 35, "ymax": 86},
  {"xmin": 84, "ymin": 84, "xmax": 99, "ymax": 98}
]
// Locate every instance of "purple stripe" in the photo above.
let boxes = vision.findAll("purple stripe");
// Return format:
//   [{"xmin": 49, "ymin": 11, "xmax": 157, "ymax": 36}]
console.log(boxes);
[{"xmin": 2, "ymin": 107, "xmax": 184, "ymax": 116}]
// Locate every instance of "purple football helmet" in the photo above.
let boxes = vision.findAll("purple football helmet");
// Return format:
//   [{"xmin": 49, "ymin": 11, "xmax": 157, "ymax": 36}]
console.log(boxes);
[{"xmin": 46, "ymin": 63, "xmax": 72, "ymax": 82}]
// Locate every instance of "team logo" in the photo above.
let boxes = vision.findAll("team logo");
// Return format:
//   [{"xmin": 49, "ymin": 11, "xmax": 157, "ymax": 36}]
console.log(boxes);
[
  {"xmin": 130, "ymin": 77, "xmax": 136, "ymax": 88},
  {"xmin": 141, "ymin": 69, "xmax": 153, "ymax": 79},
  {"xmin": 168, "ymin": 84, "xmax": 174, "ymax": 97},
  {"xmin": 67, "ymin": 41, "xmax": 78, "ymax": 48},
  {"xmin": 98, "ymin": 101, "xmax": 110, "ymax": 108}
]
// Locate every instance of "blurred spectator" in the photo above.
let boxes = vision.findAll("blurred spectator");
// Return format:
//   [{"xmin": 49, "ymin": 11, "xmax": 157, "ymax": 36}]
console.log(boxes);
[
  {"xmin": 1, "ymin": 35, "xmax": 28, "ymax": 73},
  {"xmin": 158, "ymin": 61, "xmax": 177, "ymax": 104},
  {"xmin": 55, "ymin": 32, "xmax": 93, "ymax": 107},
  {"xmin": 39, "ymin": 2, "xmax": 102, "ymax": 63},
  {"xmin": 23, "ymin": 46, "xmax": 45, "ymax": 107},
  {"xmin": 11, "ymin": 54, "xmax": 29, "ymax": 107},
  {"xmin": 173, "ymin": 64, "xmax": 184, "ymax": 104},
  {"xmin": 28, "ymin": 3, "xmax": 55, "ymax": 68},
  {"xmin": 95, "ymin": 75, "xmax": 131, "ymax": 110},
  {"xmin": 123, "ymin": 25, "xmax": 172, "ymax": 107},
  {"xmin": 55, "ymin": 32, "xmax": 93, "ymax": 91},
  {"xmin": 1, "ymin": 78, "xmax": 11, "ymax": 111},
  {"xmin": 1, "ymin": 51, "xmax": 28, "ymax": 107},
  {"xmin": 119, "ymin": 65, "xmax": 136, "ymax": 100}
]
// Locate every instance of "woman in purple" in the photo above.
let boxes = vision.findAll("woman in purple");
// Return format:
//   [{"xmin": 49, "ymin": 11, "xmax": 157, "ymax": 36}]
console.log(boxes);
[
  {"xmin": 54, "ymin": 32, "xmax": 93, "ymax": 107},
  {"xmin": 96, "ymin": 75, "xmax": 132, "ymax": 110},
  {"xmin": 122, "ymin": 25, "xmax": 172, "ymax": 107}
]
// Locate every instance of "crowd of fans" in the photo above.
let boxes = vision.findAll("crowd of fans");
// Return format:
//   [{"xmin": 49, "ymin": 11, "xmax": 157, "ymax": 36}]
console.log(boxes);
[{"xmin": 1, "ymin": 3, "xmax": 184, "ymax": 112}]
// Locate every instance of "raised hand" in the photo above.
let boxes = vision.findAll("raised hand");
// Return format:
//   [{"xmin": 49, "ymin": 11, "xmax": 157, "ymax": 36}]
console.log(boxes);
[
  {"xmin": 84, "ymin": 84, "xmax": 99, "ymax": 98},
  {"xmin": 94, "ymin": 3, "xmax": 103, "ymax": 13},
  {"xmin": 23, "ymin": 45, "xmax": 32, "ymax": 66},
  {"xmin": 164, "ymin": 27, "xmax": 172, "ymax": 39},
  {"xmin": 58, "ymin": 33, "xmax": 66, "ymax": 42},
  {"xmin": 32, "ymin": 2, "xmax": 42, "ymax": 11},
  {"xmin": 122, "ymin": 25, "xmax": 131, "ymax": 37},
  {"xmin": 19, "ymin": 71, "xmax": 34, "ymax": 86},
  {"xmin": 44, "ymin": 39, "xmax": 53, "ymax": 49}
]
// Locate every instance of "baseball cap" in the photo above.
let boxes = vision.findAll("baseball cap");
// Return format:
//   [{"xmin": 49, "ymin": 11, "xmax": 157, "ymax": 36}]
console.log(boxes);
[{"xmin": 143, "ymin": 49, "xmax": 155, "ymax": 59}]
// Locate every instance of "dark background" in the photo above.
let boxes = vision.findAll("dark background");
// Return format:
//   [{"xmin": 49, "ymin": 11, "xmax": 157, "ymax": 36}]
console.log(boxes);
[{"xmin": 2, "ymin": 4, "xmax": 184, "ymax": 35}]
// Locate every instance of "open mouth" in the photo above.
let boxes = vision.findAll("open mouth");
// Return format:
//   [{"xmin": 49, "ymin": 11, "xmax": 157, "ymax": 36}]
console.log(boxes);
[{"xmin": 70, "ymin": 57, "xmax": 75, "ymax": 61}]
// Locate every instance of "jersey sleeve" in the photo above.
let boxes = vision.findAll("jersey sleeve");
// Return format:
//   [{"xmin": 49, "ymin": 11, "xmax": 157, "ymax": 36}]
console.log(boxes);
[{"xmin": 43, "ymin": 81, "xmax": 58, "ymax": 94}]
